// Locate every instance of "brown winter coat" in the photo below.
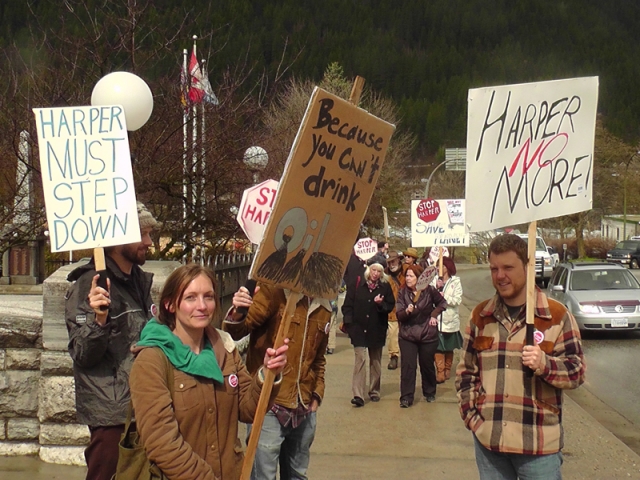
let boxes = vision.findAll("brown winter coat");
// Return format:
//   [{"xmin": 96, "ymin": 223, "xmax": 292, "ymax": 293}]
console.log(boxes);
[
  {"xmin": 224, "ymin": 284, "xmax": 332, "ymax": 408},
  {"xmin": 129, "ymin": 328, "xmax": 279, "ymax": 480}
]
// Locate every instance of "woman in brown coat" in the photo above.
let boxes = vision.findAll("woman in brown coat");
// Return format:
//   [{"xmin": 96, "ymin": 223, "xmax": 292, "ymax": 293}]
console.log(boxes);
[{"xmin": 129, "ymin": 264, "xmax": 288, "ymax": 480}]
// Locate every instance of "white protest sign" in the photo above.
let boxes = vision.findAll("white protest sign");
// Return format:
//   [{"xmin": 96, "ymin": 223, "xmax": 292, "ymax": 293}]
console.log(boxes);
[
  {"xmin": 411, "ymin": 198, "xmax": 469, "ymax": 247},
  {"xmin": 466, "ymin": 77, "xmax": 598, "ymax": 232},
  {"xmin": 354, "ymin": 237, "xmax": 378, "ymax": 261},
  {"xmin": 237, "ymin": 179, "xmax": 279, "ymax": 245},
  {"xmin": 33, "ymin": 105, "xmax": 140, "ymax": 252}
]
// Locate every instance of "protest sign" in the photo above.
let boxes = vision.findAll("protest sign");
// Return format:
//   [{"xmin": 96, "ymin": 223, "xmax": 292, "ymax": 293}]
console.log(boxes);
[
  {"xmin": 411, "ymin": 198, "xmax": 469, "ymax": 247},
  {"xmin": 354, "ymin": 237, "xmax": 378, "ymax": 260},
  {"xmin": 466, "ymin": 77, "xmax": 599, "ymax": 232},
  {"xmin": 237, "ymin": 179, "xmax": 279, "ymax": 245},
  {"xmin": 250, "ymin": 87, "xmax": 395, "ymax": 299},
  {"xmin": 33, "ymin": 105, "xmax": 140, "ymax": 252}
]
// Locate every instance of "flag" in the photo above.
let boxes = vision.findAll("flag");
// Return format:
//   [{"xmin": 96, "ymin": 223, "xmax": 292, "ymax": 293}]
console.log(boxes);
[
  {"xmin": 187, "ymin": 50, "xmax": 219, "ymax": 105},
  {"xmin": 180, "ymin": 59, "xmax": 189, "ymax": 109}
]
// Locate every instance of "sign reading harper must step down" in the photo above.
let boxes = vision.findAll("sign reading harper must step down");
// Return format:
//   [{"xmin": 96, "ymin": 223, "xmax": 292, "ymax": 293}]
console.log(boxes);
[
  {"xmin": 251, "ymin": 87, "xmax": 395, "ymax": 299},
  {"xmin": 466, "ymin": 77, "xmax": 598, "ymax": 232},
  {"xmin": 33, "ymin": 105, "xmax": 140, "ymax": 252}
]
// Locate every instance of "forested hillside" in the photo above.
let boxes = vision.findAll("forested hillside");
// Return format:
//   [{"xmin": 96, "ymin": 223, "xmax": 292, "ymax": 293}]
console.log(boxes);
[{"xmin": 1, "ymin": 0, "xmax": 639, "ymax": 157}]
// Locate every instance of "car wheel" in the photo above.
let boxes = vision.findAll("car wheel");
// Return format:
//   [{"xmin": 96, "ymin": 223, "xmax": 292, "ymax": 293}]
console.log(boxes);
[{"xmin": 631, "ymin": 259, "xmax": 639, "ymax": 269}]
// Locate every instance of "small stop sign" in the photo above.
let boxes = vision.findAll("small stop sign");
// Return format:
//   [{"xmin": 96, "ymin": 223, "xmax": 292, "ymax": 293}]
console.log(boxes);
[
  {"xmin": 416, "ymin": 198, "xmax": 441, "ymax": 223},
  {"xmin": 237, "ymin": 179, "xmax": 279, "ymax": 244}
]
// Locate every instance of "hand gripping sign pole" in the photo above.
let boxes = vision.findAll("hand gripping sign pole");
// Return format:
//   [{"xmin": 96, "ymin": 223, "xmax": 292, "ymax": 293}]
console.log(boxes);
[
  {"xmin": 525, "ymin": 221, "xmax": 537, "ymax": 377},
  {"xmin": 240, "ymin": 77, "xmax": 369, "ymax": 480}
]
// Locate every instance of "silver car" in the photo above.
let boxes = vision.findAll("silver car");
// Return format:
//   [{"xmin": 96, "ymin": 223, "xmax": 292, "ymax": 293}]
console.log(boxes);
[{"xmin": 547, "ymin": 262, "xmax": 640, "ymax": 331}]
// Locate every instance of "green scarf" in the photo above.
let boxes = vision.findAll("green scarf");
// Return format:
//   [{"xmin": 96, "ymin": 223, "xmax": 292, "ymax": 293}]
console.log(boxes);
[{"xmin": 137, "ymin": 319, "xmax": 223, "ymax": 383}]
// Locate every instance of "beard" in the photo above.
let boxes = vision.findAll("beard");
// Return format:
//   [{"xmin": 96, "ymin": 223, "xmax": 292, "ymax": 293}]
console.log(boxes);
[{"xmin": 121, "ymin": 243, "xmax": 147, "ymax": 266}]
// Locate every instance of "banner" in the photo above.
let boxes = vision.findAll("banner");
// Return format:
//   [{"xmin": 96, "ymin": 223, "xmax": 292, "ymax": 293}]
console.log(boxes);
[
  {"xmin": 466, "ymin": 77, "xmax": 598, "ymax": 232},
  {"xmin": 411, "ymin": 199, "xmax": 469, "ymax": 247},
  {"xmin": 250, "ymin": 87, "xmax": 395, "ymax": 299},
  {"xmin": 33, "ymin": 105, "xmax": 140, "ymax": 252}
]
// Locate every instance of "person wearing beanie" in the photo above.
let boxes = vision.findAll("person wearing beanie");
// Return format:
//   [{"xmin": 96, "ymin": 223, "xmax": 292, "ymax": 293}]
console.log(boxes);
[
  {"xmin": 65, "ymin": 201, "xmax": 160, "ymax": 480},
  {"xmin": 434, "ymin": 256, "xmax": 463, "ymax": 383}
]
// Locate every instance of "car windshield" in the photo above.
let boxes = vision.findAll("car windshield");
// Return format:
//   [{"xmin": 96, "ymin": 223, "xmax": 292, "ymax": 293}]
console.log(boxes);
[
  {"xmin": 614, "ymin": 241, "xmax": 640, "ymax": 250},
  {"xmin": 570, "ymin": 269, "xmax": 640, "ymax": 291},
  {"xmin": 536, "ymin": 238, "xmax": 546, "ymax": 250}
]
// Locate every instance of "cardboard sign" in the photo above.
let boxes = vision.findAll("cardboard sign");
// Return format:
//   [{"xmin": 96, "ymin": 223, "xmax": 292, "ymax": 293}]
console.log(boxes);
[
  {"xmin": 237, "ymin": 179, "xmax": 279, "ymax": 245},
  {"xmin": 416, "ymin": 265, "xmax": 438, "ymax": 291},
  {"xmin": 466, "ymin": 77, "xmax": 598, "ymax": 232},
  {"xmin": 33, "ymin": 105, "xmax": 140, "ymax": 252},
  {"xmin": 354, "ymin": 237, "xmax": 378, "ymax": 261},
  {"xmin": 411, "ymin": 199, "xmax": 469, "ymax": 247},
  {"xmin": 250, "ymin": 87, "xmax": 395, "ymax": 299}
]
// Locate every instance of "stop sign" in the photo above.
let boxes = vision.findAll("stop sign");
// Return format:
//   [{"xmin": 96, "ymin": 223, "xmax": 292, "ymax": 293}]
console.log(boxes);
[
  {"xmin": 237, "ymin": 179, "xmax": 279, "ymax": 245},
  {"xmin": 416, "ymin": 198, "xmax": 441, "ymax": 223}
]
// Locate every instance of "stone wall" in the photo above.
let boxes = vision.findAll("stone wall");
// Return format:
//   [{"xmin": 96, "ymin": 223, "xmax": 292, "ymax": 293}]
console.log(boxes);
[{"xmin": 0, "ymin": 260, "xmax": 180, "ymax": 465}]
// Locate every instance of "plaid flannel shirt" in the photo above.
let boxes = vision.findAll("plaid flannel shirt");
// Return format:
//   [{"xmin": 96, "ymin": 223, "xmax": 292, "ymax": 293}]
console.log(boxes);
[{"xmin": 455, "ymin": 289, "xmax": 585, "ymax": 455}]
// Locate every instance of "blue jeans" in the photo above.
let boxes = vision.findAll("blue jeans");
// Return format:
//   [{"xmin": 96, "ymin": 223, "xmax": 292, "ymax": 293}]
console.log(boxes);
[
  {"xmin": 247, "ymin": 410, "xmax": 317, "ymax": 480},
  {"xmin": 474, "ymin": 435, "xmax": 563, "ymax": 480}
]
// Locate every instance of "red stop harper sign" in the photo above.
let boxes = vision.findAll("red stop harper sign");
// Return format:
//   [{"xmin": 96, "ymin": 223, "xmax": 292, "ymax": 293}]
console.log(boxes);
[{"xmin": 416, "ymin": 198, "xmax": 441, "ymax": 223}]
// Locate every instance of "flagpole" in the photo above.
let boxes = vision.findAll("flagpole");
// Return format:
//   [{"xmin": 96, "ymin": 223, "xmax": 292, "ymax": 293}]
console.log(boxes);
[
  {"xmin": 200, "ymin": 59, "xmax": 207, "ymax": 266},
  {"xmin": 192, "ymin": 35, "xmax": 199, "ymax": 263},
  {"xmin": 182, "ymin": 47, "xmax": 188, "ymax": 263}
]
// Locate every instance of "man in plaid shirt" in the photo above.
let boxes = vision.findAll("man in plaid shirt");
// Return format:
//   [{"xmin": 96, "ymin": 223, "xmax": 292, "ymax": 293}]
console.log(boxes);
[{"xmin": 456, "ymin": 234, "xmax": 585, "ymax": 480}]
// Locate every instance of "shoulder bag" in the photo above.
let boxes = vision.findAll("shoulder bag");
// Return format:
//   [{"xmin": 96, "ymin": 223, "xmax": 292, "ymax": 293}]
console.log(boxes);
[{"xmin": 112, "ymin": 351, "xmax": 173, "ymax": 480}]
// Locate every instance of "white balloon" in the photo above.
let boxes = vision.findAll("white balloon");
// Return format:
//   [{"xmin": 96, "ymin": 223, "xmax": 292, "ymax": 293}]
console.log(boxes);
[{"xmin": 91, "ymin": 72, "xmax": 153, "ymax": 131}]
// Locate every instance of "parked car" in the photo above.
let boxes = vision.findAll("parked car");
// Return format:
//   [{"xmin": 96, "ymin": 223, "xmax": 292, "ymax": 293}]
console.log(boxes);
[
  {"xmin": 516, "ymin": 234, "xmax": 554, "ymax": 287},
  {"xmin": 606, "ymin": 240, "xmax": 640, "ymax": 268},
  {"xmin": 547, "ymin": 262, "xmax": 640, "ymax": 331}
]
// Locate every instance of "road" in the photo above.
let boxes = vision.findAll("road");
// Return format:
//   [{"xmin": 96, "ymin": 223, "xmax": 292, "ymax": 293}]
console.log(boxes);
[{"xmin": 458, "ymin": 265, "xmax": 640, "ymax": 455}]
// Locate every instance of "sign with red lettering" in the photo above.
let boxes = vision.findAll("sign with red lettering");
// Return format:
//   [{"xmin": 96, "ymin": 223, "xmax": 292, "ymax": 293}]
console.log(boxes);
[
  {"xmin": 466, "ymin": 77, "xmax": 598, "ymax": 232},
  {"xmin": 411, "ymin": 199, "xmax": 469, "ymax": 247},
  {"xmin": 416, "ymin": 199, "xmax": 440, "ymax": 223},
  {"xmin": 354, "ymin": 237, "xmax": 377, "ymax": 260},
  {"xmin": 237, "ymin": 179, "xmax": 279, "ymax": 245},
  {"xmin": 250, "ymin": 87, "xmax": 395, "ymax": 299}
]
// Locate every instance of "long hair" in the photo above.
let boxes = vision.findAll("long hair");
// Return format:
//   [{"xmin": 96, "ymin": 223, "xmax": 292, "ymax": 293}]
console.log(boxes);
[{"xmin": 157, "ymin": 264, "xmax": 218, "ymax": 331}]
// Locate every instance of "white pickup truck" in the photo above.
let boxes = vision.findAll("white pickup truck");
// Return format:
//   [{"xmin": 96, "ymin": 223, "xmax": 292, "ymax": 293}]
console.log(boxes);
[{"xmin": 516, "ymin": 234, "xmax": 558, "ymax": 287}]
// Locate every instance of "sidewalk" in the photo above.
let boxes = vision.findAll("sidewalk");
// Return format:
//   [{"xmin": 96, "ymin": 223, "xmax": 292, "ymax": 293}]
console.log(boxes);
[{"xmin": 309, "ymin": 332, "xmax": 640, "ymax": 479}]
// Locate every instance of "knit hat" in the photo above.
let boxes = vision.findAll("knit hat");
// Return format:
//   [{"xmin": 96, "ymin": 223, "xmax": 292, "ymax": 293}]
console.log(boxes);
[
  {"xmin": 137, "ymin": 202, "xmax": 160, "ymax": 230},
  {"xmin": 403, "ymin": 247, "xmax": 419, "ymax": 259}
]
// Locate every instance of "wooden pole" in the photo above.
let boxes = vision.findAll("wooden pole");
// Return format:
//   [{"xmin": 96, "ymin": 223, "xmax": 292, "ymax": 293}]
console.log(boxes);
[
  {"xmin": 525, "ymin": 221, "xmax": 537, "ymax": 376},
  {"xmin": 240, "ymin": 292, "xmax": 303, "ymax": 479},
  {"xmin": 438, "ymin": 247, "xmax": 444, "ymax": 277},
  {"xmin": 241, "ymin": 75, "xmax": 367, "ymax": 480},
  {"xmin": 382, "ymin": 206, "xmax": 389, "ymax": 243}
]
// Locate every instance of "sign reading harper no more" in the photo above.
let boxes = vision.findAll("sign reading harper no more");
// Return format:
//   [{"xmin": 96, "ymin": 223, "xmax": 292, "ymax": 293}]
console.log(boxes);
[
  {"xmin": 251, "ymin": 87, "xmax": 395, "ymax": 299},
  {"xmin": 466, "ymin": 77, "xmax": 599, "ymax": 232},
  {"xmin": 33, "ymin": 105, "xmax": 140, "ymax": 252}
]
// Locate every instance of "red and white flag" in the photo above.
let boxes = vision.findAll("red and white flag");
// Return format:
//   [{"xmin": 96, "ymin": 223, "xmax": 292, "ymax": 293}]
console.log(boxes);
[{"xmin": 187, "ymin": 50, "xmax": 219, "ymax": 105}]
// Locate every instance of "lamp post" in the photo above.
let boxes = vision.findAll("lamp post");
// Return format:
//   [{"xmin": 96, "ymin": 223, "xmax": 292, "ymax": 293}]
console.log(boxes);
[
  {"xmin": 243, "ymin": 146, "xmax": 269, "ymax": 184},
  {"xmin": 423, "ymin": 159, "xmax": 449, "ymax": 198}
]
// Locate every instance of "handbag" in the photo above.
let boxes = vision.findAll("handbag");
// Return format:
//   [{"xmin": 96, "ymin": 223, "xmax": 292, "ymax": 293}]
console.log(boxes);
[{"xmin": 112, "ymin": 352, "xmax": 173, "ymax": 480}]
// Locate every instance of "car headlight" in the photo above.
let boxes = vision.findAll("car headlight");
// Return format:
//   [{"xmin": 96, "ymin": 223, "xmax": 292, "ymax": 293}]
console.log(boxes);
[
  {"xmin": 624, "ymin": 254, "xmax": 631, "ymax": 258},
  {"xmin": 579, "ymin": 304, "xmax": 600, "ymax": 314},
  {"xmin": 544, "ymin": 257, "xmax": 551, "ymax": 265},
  {"xmin": 606, "ymin": 253, "xmax": 612, "ymax": 258}
]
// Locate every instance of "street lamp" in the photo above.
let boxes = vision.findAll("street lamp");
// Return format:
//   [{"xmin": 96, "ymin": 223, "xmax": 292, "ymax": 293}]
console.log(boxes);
[{"xmin": 243, "ymin": 146, "xmax": 268, "ymax": 184}]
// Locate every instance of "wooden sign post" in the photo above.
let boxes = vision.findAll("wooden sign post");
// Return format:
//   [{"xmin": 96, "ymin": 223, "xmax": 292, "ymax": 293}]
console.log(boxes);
[{"xmin": 240, "ymin": 77, "xmax": 395, "ymax": 479}]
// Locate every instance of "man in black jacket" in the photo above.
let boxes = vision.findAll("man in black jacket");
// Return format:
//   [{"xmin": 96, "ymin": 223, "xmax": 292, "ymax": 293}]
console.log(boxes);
[{"xmin": 65, "ymin": 202, "xmax": 159, "ymax": 480}]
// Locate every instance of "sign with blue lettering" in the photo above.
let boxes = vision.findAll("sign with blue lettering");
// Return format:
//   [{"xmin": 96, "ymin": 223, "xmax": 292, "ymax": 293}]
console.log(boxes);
[
  {"xmin": 250, "ymin": 87, "xmax": 395, "ymax": 299},
  {"xmin": 466, "ymin": 77, "xmax": 598, "ymax": 232},
  {"xmin": 33, "ymin": 105, "xmax": 140, "ymax": 252},
  {"xmin": 411, "ymin": 198, "xmax": 469, "ymax": 247}
]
